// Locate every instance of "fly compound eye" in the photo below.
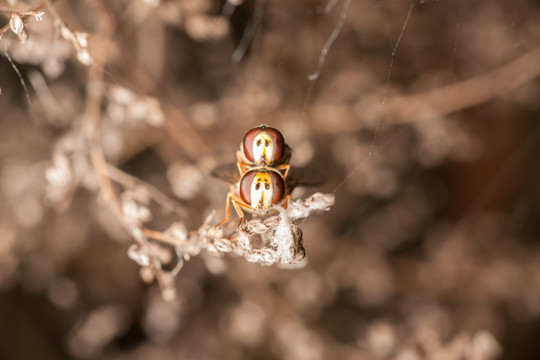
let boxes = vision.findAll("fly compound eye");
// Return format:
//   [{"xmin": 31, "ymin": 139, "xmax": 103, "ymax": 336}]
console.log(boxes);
[
  {"xmin": 269, "ymin": 171, "xmax": 285, "ymax": 204},
  {"xmin": 242, "ymin": 126, "xmax": 285, "ymax": 165},
  {"xmin": 239, "ymin": 170, "xmax": 256, "ymax": 205}
]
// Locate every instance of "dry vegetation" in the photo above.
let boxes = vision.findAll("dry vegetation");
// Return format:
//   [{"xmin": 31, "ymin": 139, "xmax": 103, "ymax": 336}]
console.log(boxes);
[{"xmin": 1, "ymin": 0, "xmax": 540, "ymax": 359}]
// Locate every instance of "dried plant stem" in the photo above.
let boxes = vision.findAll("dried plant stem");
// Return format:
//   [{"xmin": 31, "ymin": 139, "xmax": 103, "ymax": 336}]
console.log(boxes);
[
  {"xmin": 84, "ymin": 2, "xmax": 179, "ymax": 298},
  {"xmin": 0, "ymin": 0, "xmax": 56, "ymax": 36},
  {"xmin": 386, "ymin": 47, "xmax": 540, "ymax": 122},
  {"xmin": 98, "ymin": 33, "xmax": 211, "ymax": 161},
  {"xmin": 311, "ymin": 47, "xmax": 540, "ymax": 133},
  {"xmin": 3, "ymin": 50, "xmax": 30, "ymax": 104},
  {"xmin": 107, "ymin": 165, "xmax": 188, "ymax": 218},
  {"xmin": 141, "ymin": 228, "xmax": 185, "ymax": 247},
  {"xmin": 85, "ymin": 1, "xmax": 120, "ymax": 216},
  {"xmin": 161, "ymin": 104, "xmax": 211, "ymax": 160}
]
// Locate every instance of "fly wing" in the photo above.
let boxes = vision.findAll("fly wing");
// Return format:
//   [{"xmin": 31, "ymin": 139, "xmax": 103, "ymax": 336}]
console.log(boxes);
[
  {"xmin": 210, "ymin": 162, "xmax": 241, "ymax": 184},
  {"xmin": 287, "ymin": 166, "xmax": 327, "ymax": 190}
]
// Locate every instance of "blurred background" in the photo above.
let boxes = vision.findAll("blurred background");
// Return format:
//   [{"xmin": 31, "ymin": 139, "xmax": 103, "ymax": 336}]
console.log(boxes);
[{"xmin": 1, "ymin": 0, "xmax": 540, "ymax": 359}]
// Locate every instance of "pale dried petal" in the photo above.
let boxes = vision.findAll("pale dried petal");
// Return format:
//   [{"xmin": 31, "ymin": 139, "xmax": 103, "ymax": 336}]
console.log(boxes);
[
  {"xmin": 144, "ymin": 98, "xmax": 165, "ymax": 126},
  {"xmin": 139, "ymin": 267, "xmax": 155, "ymax": 283},
  {"xmin": 238, "ymin": 230, "xmax": 252, "ymax": 250},
  {"xmin": 165, "ymin": 222, "xmax": 188, "ymax": 242},
  {"xmin": 287, "ymin": 192, "xmax": 335, "ymax": 220},
  {"xmin": 245, "ymin": 248, "xmax": 278, "ymax": 266},
  {"xmin": 158, "ymin": 272, "xmax": 177, "ymax": 302},
  {"xmin": 75, "ymin": 32, "xmax": 88, "ymax": 48},
  {"xmin": 128, "ymin": 244, "xmax": 150, "ymax": 267},
  {"xmin": 10, "ymin": 13, "xmax": 24, "ymax": 35},
  {"xmin": 77, "ymin": 49, "xmax": 93, "ymax": 66},
  {"xmin": 46, "ymin": 152, "xmax": 72, "ymax": 188},
  {"xmin": 242, "ymin": 218, "xmax": 271, "ymax": 234},
  {"xmin": 59, "ymin": 24, "xmax": 74, "ymax": 41},
  {"xmin": 34, "ymin": 12, "xmax": 45, "ymax": 22},
  {"xmin": 18, "ymin": 30, "xmax": 29, "ymax": 44},
  {"xmin": 213, "ymin": 239, "xmax": 234, "ymax": 253},
  {"xmin": 109, "ymin": 86, "xmax": 136, "ymax": 104},
  {"xmin": 121, "ymin": 192, "xmax": 152, "ymax": 224}
]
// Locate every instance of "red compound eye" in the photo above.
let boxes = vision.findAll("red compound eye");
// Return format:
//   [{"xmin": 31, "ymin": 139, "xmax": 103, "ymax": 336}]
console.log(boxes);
[
  {"xmin": 239, "ymin": 169, "xmax": 285, "ymax": 207},
  {"xmin": 239, "ymin": 170, "xmax": 256, "ymax": 204},
  {"xmin": 242, "ymin": 125, "xmax": 285, "ymax": 164},
  {"xmin": 269, "ymin": 171, "xmax": 285, "ymax": 204}
]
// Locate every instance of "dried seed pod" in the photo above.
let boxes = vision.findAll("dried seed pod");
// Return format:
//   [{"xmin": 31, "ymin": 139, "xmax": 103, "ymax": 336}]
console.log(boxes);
[{"xmin": 9, "ymin": 13, "xmax": 24, "ymax": 36}]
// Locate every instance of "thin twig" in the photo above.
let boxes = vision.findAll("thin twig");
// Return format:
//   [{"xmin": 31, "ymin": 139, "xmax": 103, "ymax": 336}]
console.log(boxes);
[
  {"xmin": 3, "ymin": 50, "xmax": 30, "ymax": 104},
  {"xmin": 307, "ymin": 0, "xmax": 351, "ymax": 82},
  {"xmin": 84, "ymin": 1, "xmax": 181, "ymax": 299},
  {"xmin": 310, "ymin": 47, "xmax": 540, "ymax": 133},
  {"xmin": 232, "ymin": 0, "xmax": 265, "ymax": 63},
  {"xmin": 386, "ymin": 47, "xmax": 540, "ymax": 122},
  {"xmin": 142, "ymin": 228, "xmax": 185, "ymax": 247},
  {"xmin": 107, "ymin": 164, "xmax": 188, "ymax": 218},
  {"xmin": 0, "ymin": 0, "xmax": 56, "ymax": 36},
  {"xmin": 303, "ymin": 0, "xmax": 351, "ymax": 114},
  {"xmin": 84, "ymin": 0, "xmax": 125, "ymax": 221}
]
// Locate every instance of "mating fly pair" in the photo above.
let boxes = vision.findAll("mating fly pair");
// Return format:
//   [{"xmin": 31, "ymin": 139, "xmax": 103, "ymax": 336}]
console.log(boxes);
[{"xmin": 212, "ymin": 125, "xmax": 324, "ymax": 228}]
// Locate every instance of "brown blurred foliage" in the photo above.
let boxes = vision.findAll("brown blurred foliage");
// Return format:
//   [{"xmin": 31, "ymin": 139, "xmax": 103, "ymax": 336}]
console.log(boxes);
[{"xmin": 1, "ymin": 0, "xmax": 540, "ymax": 359}]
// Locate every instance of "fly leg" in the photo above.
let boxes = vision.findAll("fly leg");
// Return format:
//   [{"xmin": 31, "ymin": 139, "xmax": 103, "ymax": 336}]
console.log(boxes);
[
  {"xmin": 215, "ymin": 191, "xmax": 252, "ymax": 227},
  {"xmin": 275, "ymin": 164, "xmax": 290, "ymax": 180},
  {"xmin": 281, "ymin": 194, "xmax": 291, "ymax": 209}
]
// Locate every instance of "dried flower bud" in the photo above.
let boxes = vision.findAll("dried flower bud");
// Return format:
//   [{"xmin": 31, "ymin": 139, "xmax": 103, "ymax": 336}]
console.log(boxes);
[
  {"xmin": 74, "ymin": 32, "xmax": 88, "ymax": 48},
  {"xmin": 57, "ymin": 24, "xmax": 93, "ymax": 66},
  {"xmin": 109, "ymin": 86, "xmax": 136, "ymax": 104},
  {"xmin": 165, "ymin": 222, "xmax": 188, "ymax": 242},
  {"xmin": 241, "ymin": 218, "xmax": 271, "ymax": 234},
  {"xmin": 46, "ymin": 152, "xmax": 72, "ymax": 188},
  {"xmin": 213, "ymin": 239, "xmax": 234, "ymax": 253},
  {"xmin": 10, "ymin": 13, "xmax": 24, "ymax": 36},
  {"xmin": 77, "ymin": 49, "xmax": 93, "ymax": 66},
  {"xmin": 34, "ymin": 12, "xmax": 45, "ymax": 22},
  {"xmin": 128, "ymin": 244, "xmax": 150, "ymax": 267},
  {"xmin": 287, "ymin": 192, "xmax": 335, "ymax": 220},
  {"xmin": 59, "ymin": 24, "xmax": 73, "ymax": 41},
  {"xmin": 18, "ymin": 30, "xmax": 29, "ymax": 44},
  {"xmin": 245, "ymin": 248, "xmax": 278, "ymax": 266},
  {"xmin": 139, "ymin": 267, "xmax": 155, "ymax": 283},
  {"xmin": 158, "ymin": 272, "xmax": 177, "ymax": 302},
  {"xmin": 207, "ymin": 225, "xmax": 225, "ymax": 241},
  {"xmin": 144, "ymin": 98, "xmax": 165, "ymax": 127},
  {"xmin": 238, "ymin": 230, "xmax": 252, "ymax": 250},
  {"xmin": 121, "ymin": 193, "xmax": 152, "ymax": 224},
  {"xmin": 206, "ymin": 242, "xmax": 223, "ymax": 256}
]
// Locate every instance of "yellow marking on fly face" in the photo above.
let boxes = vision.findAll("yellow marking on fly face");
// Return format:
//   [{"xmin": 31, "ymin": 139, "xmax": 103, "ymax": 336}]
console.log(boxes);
[
  {"xmin": 250, "ymin": 172, "xmax": 273, "ymax": 210},
  {"xmin": 252, "ymin": 131, "xmax": 274, "ymax": 165}
]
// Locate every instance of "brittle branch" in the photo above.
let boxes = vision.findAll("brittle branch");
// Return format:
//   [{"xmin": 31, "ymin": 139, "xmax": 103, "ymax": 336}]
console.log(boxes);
[{"xmin": 0, "ymin": 0, "xmax": 56, "ymax": 36}]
